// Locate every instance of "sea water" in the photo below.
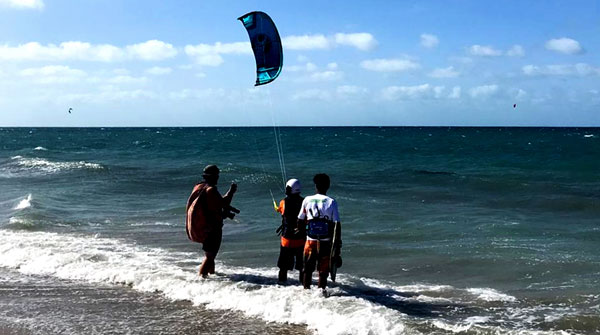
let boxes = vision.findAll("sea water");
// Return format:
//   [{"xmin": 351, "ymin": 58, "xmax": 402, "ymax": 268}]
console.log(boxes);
[{"xmin": 0, "ymin": 127, "xmax": 598, "ymax": 334}]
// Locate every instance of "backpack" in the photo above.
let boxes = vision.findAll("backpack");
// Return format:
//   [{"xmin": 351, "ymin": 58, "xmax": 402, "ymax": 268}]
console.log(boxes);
[{"xmin": 186, "ymin": 183, "xmax": 209, "ymax": 243}]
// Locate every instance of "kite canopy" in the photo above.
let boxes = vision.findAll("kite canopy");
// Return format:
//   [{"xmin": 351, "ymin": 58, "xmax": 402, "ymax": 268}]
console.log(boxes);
[{"xmin": 238, "ymin": 11, "xmax": 283, "ymax": 86}]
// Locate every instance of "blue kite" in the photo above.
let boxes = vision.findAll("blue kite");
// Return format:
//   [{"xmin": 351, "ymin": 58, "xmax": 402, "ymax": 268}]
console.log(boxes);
[{"xmin": 238, "ymin": 11, "xmax": 283, "ymax": 86}]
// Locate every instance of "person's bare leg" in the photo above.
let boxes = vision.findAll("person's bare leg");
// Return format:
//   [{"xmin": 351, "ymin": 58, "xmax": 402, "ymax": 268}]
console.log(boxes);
[
  {"xmin": 317, "ymin": 272, "xmax": 328, "ymax": 289},
  {"xmin": 278, "ymin": 269, "xmax": 287, "ymax": 282},
  {"xmin": 303, "ymin": 271, "xmax": 312, "ymax": 289},
  {"xmin": 199, "ymin": 252, "xmax": 216, "ymax": 277}
]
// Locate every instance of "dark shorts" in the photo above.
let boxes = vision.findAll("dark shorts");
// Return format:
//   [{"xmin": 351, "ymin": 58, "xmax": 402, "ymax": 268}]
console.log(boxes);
[
  {"xmin": 277, "ymin": 245, "xmax": 304, "ymax": 271},
  {"xmin": 202, "ymin": 230, "xmax": 223, "ymax": 254}
]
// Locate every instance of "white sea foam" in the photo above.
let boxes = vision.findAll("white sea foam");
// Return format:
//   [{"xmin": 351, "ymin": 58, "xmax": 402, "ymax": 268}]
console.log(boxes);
[
  {"xmin": 8, "ymin": 217, "xmax": 28, "ymax": 225},
  {"xmin": 431, "ymin": 319, "xmax": 571, "ymax": 335},
  {"xmin": 9, "ymin": 156, "xmax": 103, "ymax": 174},
  {"xmin": 0, "ymin": 231, "xmax": 575, "ymax": 334},
  {"xmin": 583, "ymin": 134, "xmax": 594, "ymax": 138},
  {"xmin": 0, "ymin": 230, "xmax": 411, "ymax": 335},
  {"xmin": 13, "ymin": 194, "xmax": 32, "ymax": 210},
  {"xmin": 432, "ymin": 320, "xmax": 477, "ymax": 333},
  {"xmin": 34, "ymin": 146, "xmax": 48, "ymax": 151},
  {"xmin": 130, "ymin": 221, "xmax": 175, "ymax": 226},
  {"xmin": 467, "ymin": 287, "xmax": 517, "ymax": 302}
]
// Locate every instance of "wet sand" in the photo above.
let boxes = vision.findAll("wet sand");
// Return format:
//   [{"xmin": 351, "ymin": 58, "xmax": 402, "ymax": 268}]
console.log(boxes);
[{"xmin": 0, "ymin": 269, "xmax": 310, "ymax": 335}]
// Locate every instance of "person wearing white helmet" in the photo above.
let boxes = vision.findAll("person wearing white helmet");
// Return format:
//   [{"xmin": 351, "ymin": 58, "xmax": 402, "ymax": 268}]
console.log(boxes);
[{"xmin": 274, "ymin": 178, "xmax": 306, "ymax": 283}]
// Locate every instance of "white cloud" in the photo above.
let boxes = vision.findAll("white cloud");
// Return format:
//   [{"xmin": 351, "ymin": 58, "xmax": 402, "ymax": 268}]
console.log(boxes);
[
  {"xmin": 336, "ymin": 85, "xmax": 368, "ymax": 96},
  {"xmin": 126, "ymin": 40, "xmax": 177, "ymax": 61},
  {"xmin": 506, "ymin": 45, "xmax": 525, "ymax": 57},
  {"xmin": 184, "ymin": 42, "xmax": 250, "ymax": 66},
  {"xmin": 513, "ymin": 88, "xmax": 527, "ymax": 100},
  {"xmin": 361, "ymin": 58, "xmax": 420, "ymax": 72},
  {"xmin": 145, "ymin": 66, "xmax": 172, "ymax": 75},
  {"xmin": 522, "ymin": 63, "xmax": 600, "ymax": 76},
  {"xmin": 287, "ymin": 62, "xmax": 317, "ymax": 72},
  {"xmin": 545, "ymin": 38, "xmax": 583, "ymax": 55},
  {"xmin": 297, "ymin": 55, "xmax": 309, "ymax": 63},
  {"xmin": 283, "ymin": 32, "xmax": 377, "ymax": 51},
  {"xmin": 381, "ymin": 84, "xmax": 447, "ymax": 100},
  {"xmin": 308, "ymin": 70, "xmax": 343, "ymax": 82},
  {"xmin": 168, "ymin": 88, "xmax": 226, "ymax": 101},
  {"xmin": 0, "ymin": 0, "xmax": 44, "ymax": 10},
  {"xmin": 291, "ymin": 89, "xmax": 331, "ymax": 101},
  {"xmin": 334, "ymin": 33, "xmax": 377, "ymax": 51},
  {"xmin": 107, "ymin": 75, "xmax": 147, "ymax": 84},
  {"xmin": 61, "ymin": 87, "xmax": 158, "ymax": 103},
  {"xmin": 448, "ymin": 86, "xmax": 461, "ymax": 99},
  {"xmin": 428, "ymin": 66, "xmax": 459, "ymax": 78},
  {"xmin": 327, "ymin": 62, "xmax": 338, "ymax": 70},
  {"xmin": 306, "ymin": 62, "xmax": 318, "ymax": 72},
  {"xmin": 0, "ymin": 42, "xmax": 121, "ymax": 62},
  {"xmin": 113, "ymin": 68, "xmax": 130, "ymax": 76},
  {"xmin": 194, "ymin": 54, "xmax": 224, "ymax": 67},
  {"xmin": 20, "ymin": 65, "xmax": 85, "ymax": 77},
  {"xmin": 433, "ymin": 86, "xmax": 445, "ymax": 98},
  {"xmin": 468, "ymin": 45, "xmax": 502, "ymax": 57},
  {"xmin": 420, "ymin": 34, "xmax": 439, "ymax": 48},
  {"xmin": 469, "ymin": 84, "xmax": 498, "ymax": 98},
  {"xmin": 0, "ymin": 40, "xmax": 177, "ymax": 62},
  {"xmin": 283, "ymin": 35, "xmax": 330, "ymax": 50},
  {"xmin": 184, "ymin": 42, "xmax": 250, "ymax": 55},
  {"xmin": 287, "ymin": 61, "xmax": 342, "ymax": 82},
  {"xmin": 19, "ymin": 65, "xmax": 86, "ymax": 84}
]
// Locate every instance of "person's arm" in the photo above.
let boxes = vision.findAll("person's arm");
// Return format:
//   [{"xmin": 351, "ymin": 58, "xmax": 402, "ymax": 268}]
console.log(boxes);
[
  {"xmin": 332, "ymin": 199, "xmax": 342, "ymax": 246},
  {"xmin": 276, "ymin": 199, "xmax": 285, "ymax": 214},
  {"xmin": 205, "ymin": 186, "xmax": 224, "ymax": 223},
  {"xmin": 221, "ymin": 182, "xmax": 237, "ymax": 207},
  {"xmin": 298, "ymin": 198, "xmax": 308, "ymax": 219}
]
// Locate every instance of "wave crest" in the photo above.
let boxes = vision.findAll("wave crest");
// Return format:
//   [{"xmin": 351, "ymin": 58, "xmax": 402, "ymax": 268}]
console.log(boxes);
[
  {"xmin": 8, "ymin": 156, "xmax": 104, "ymax": 174},
  {"xmin": 13, "ymin": 194, "xmax": 32, "ymax": 210}
]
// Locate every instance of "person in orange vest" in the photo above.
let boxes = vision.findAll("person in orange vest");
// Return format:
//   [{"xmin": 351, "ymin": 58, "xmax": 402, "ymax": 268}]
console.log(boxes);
[
  {"xmin": 275, "ymin": 178, "xmax": 306, "ymax": 283},
  {"xmin": 186, "ymin": 165, "xmax": 237, "ymax": 278}
]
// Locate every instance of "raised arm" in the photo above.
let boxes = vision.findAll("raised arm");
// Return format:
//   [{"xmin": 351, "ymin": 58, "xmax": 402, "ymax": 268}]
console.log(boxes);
[{"xmin": 222, "ymin": 182, "xmax": 237, "ymax": 207}]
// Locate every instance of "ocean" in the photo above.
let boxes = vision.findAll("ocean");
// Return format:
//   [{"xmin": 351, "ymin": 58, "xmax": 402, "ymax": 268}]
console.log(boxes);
[{"xmin": 0, "ymin": 127, "xmax": 598, "ymax": 335}]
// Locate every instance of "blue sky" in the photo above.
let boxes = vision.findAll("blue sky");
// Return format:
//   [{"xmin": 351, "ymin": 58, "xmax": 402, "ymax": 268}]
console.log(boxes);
[{"xmin": 0, "ymin": 0, "xmax": 598, "ymax": 126}]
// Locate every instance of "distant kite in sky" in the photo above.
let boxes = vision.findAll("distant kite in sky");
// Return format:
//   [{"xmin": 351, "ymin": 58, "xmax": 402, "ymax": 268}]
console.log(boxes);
[
  {"xmin": 513, "ymin": 104, "xmax": 517, "ymax": 108},
  {"xmin": 68, "ymin": 108, "xmax": 72, "ymax": 114},
  {"xmin": 238, "ymin": 11, "xmax": 283, "ymax": 86}
]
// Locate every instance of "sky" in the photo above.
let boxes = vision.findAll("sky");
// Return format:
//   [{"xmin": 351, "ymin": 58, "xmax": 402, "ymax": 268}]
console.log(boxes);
[{"xmin": 0, "ymin": 0, "xmax": 598, "ymax": 126}]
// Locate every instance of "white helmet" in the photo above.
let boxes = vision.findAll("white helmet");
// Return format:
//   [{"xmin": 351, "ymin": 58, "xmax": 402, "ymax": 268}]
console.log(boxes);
[{"xmin": 285, "ymin": 178, "xmax": 301, "ymax": 194}]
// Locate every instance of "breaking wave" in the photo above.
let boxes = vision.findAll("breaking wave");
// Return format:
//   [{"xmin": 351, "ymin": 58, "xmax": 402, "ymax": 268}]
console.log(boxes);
[
  {"xmin": 0, "ymin": 230, "xmax": 583, "ymax": 335},
  {"xmin": 6, "ymin": 156, "xmax": 103, "ymax": 175},
  {"xmin": 13, "ymin": 194, "xmax": 32, "ymax": 210}
]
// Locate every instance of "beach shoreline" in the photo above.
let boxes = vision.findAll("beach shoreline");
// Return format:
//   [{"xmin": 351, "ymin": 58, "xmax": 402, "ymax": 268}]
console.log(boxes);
[{"xmin": 0, "ymin": 269, "xmax": 310, "ymax": 335}]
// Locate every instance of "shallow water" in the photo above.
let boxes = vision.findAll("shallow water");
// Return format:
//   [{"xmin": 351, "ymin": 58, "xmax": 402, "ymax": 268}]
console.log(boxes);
[{"xmin": 1, "ymin": 127, "xmax": 599, "ymax": 334}]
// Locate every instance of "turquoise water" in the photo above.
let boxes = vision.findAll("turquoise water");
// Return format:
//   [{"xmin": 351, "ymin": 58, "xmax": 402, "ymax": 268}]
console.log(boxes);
[{"xmin": 1, "ymin": 127, "xmax": 599, "ymax": 334}]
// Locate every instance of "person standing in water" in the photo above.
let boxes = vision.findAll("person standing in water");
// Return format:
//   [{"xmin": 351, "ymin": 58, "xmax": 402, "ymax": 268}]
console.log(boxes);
[
  {"xmin": 275, "ymin": 179, "xmax": 306, "ymax": 283},
  {"xmin": 298, "ymin": 173, "xmax": 341, "ymax": 290},
  {"xmin": 186, "ymin": 165, "xmax": 237, "ymax": 278}
]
